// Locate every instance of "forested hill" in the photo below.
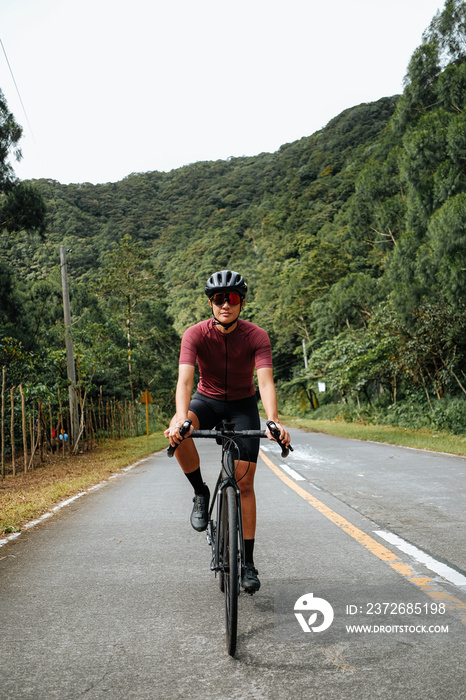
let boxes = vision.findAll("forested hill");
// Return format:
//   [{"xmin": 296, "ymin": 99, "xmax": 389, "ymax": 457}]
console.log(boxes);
[
  {"xmin": 18, "ymin": 95, "xmax": 398, "ymax": 329},
  {"xmin": 1, "ymin": 1, "xmax": 466, "ymax": 432},
  {"xmin": 2, "ymin": 97, "xmax": 398, "ymax": 391}
]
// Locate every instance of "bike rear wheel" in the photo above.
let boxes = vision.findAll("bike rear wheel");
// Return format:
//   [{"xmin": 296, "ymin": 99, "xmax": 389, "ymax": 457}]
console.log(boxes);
[{"xmin": 221, "ymin": 485, "xmax": 239, "ymax": 656}]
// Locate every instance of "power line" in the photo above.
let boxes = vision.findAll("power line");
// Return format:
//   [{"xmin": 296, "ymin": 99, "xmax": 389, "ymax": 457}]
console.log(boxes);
[{"xmin": 1, "ymin": 37, "xmax": 39, "ymax": 150}]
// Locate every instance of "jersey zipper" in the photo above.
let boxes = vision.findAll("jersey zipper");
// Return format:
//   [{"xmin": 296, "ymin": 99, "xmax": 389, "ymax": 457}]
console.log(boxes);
[{"xmin": 224, "ymin": 332, "xmax": 228, "ymax": 403}]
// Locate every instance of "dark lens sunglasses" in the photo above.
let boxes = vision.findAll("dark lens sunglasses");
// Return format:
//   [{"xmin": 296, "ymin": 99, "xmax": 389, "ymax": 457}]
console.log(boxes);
[{"xmin": 211, "ymin": 292, "xmax": 242, "ymax": 306}]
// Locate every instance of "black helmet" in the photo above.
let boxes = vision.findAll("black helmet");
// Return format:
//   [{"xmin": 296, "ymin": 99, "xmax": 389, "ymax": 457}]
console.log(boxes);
[{"xmin": 205, "ymin": 270, "xmax": 247, "ymax": 298}]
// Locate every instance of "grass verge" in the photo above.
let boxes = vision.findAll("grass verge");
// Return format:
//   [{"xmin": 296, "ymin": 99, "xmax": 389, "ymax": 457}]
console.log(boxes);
[
  {"xmin": 0, "ymin": 433, "xmax": 167, "ymax": 538},
  {"xmin": 281, "ymin": 416, "xmax": 466, "ymax": 456}
]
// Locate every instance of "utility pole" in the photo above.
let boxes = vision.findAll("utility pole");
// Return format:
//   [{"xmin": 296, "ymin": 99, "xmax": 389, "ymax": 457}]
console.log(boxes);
[
  {"xmin": 60, "ymin": 246, "xmax": 79, "ymax": 444},
  {"xmin": 302, "ymin": 338, "xmax": 308, "ymax": 370}
]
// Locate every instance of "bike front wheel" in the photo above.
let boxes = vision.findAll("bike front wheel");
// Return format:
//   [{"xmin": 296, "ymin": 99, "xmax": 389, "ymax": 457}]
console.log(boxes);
[{"xmin": 221, "ymin": 485, "xmax": 239, "ymax": 656}]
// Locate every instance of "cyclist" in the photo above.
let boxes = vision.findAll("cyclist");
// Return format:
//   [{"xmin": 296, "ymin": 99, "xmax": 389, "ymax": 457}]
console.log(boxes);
[{"xmin": 165, "ymin": 269, "xmax": 290, "ymax": 593}]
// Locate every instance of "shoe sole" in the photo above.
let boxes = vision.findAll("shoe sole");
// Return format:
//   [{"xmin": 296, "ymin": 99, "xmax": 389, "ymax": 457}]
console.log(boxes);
[{"xmin": 243, "ymin": 586, "xmax": 260, "ymax": 595}]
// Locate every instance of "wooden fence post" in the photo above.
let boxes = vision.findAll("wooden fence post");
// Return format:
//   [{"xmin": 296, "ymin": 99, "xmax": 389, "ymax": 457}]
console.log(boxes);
[
  {"xmin": 19, "ymin": 384, "xmax": 27, "ymax": 473},
  {"xmin": 58, "ymin": 387, "xmax": 65, "ymax": 458},
  {"xmin": 38, "ymin": 400, "xmax": 43, "ymax": 464},
  {"xmin": 28, "ymin": 413, "xmax": 34, "ymax": 471},
  {"xmin": 106, "ymin": 401, "xmax": 110, "ymax": 438},
  {"xmin": 48, "ymin": 399, "xmax": 53, "ymax": 455},
  {"xmin": 10, "ymin": 386, "xmax": 16, "ymax": 476},
  {"xmin": 98, "ymin": 388, "xmax": 103, "ymax": 442},
  {"xmin": 1, "ymin": 365, "xmax": 5, "ymax": 478}
]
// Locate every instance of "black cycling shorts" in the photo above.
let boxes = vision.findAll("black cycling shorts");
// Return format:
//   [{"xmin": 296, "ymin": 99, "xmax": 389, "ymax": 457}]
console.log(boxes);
[{"xmin": 189, "ymin": 391, "xmax": 261, "ymax": 463}]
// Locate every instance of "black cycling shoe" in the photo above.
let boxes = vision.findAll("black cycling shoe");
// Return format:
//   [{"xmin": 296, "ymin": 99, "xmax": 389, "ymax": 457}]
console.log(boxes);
[
  {"xmin": 190, "ymin": 485, "xmax": 210, "ymax": 532},
  {"xmin": 242, "ymin": 563, "xmax": 261, "ymax": 594}
]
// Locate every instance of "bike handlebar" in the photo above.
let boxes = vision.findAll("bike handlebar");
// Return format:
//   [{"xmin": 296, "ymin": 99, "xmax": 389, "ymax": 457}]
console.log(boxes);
[{"xmin": 167, "ymin": 419, "xmax": 293, "ymax": 459}]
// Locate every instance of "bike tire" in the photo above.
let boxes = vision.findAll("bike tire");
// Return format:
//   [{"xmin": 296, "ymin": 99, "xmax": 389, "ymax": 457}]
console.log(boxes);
[
  {"xmin": 223, "ymin": 485, "xmax": 239, "ymax": 656},
  {"xmin": 219, "ymin": 446, "xmax": 234, "ymax": 595},
  {"xmin": 219, "ymin": 565, "xmax": 225, "ymax": 593}
]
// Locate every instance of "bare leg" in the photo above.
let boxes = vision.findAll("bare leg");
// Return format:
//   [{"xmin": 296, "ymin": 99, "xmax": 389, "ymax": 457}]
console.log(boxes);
[
  {"xmin": 234, "ymin": 460, "xmax": 257, "ymax": 540},
  {"xmin": 174, "ymin": 412, "xmax": 210, "ymax": 531}
]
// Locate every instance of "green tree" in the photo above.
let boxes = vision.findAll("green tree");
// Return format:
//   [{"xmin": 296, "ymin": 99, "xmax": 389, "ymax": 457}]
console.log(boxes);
[
  {"xmin": 0, "ymin": 89, "xmax": 45, "ymax": 236},
  {"xmin": 0, "ymin": 88, "xmax": 46, "ymax": 350},
  {"xmin": 425, "ymin": 0, "xmax": 466, "ymax": 65},
  {"xmin": 96, "ymin": 234, "xmax": 165, "ymax": 400},
  {"xmin": 0, "ymin": 88, "xmax": 22, "ymax": 192},
  {"xmin": 418, "ymin": 194, "xmax": 466, "ymax": 307}
]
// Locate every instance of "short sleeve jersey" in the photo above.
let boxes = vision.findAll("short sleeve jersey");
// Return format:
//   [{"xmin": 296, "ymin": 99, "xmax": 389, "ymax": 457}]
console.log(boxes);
[{"xmin": 179, "ymin": 318, "xmax": 273, "ymax": 401}]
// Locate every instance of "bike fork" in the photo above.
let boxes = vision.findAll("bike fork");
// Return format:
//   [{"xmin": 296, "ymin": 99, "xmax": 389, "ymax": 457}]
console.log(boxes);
[{"xmin": 206, "ymin": 482, "xmax": 244, "ymax": 580}]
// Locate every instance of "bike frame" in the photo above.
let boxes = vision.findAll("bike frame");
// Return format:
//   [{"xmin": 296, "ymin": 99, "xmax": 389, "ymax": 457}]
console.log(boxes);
[
  {"xmin": 205, "ymin": 429, "xmax": 254, "ymax": 577},
  {"xmin": 167, "ymin": 419, "xmax": 291, "ymax": 656},
  {"xmin": 181, "ymin": 421, "xmax": 289, "ymax": 580},
  {"xmin": 192, "ymin": 423, "xmax": 268, "ymax": 656}
]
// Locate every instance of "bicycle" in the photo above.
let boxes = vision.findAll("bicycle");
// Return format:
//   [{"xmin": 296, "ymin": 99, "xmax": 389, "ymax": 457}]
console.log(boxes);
[{"xmin": 168, "ymin": 419, "xmax": 293, "ymax": 656}]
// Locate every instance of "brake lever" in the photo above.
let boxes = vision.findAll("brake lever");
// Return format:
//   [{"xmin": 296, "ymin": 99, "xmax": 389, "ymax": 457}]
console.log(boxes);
[
  {"xmin": 266, "ymin": 420, "xmax": 293, "ymax": 458},
  {"xmin": 167, "ymin": 419, "xmax": 192, "ymax": 458}
]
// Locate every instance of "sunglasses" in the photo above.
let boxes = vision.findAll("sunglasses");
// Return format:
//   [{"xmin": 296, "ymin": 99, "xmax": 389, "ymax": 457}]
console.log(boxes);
[{"xmin": 210, "ymin": 292, "xmax": 242, "ymax": 306}]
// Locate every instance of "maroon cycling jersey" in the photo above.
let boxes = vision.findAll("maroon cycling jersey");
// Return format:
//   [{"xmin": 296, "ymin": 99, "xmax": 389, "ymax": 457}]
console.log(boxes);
[{"xmin": 179, "ymin": 318, "xmax": 273, "ymax": 401}]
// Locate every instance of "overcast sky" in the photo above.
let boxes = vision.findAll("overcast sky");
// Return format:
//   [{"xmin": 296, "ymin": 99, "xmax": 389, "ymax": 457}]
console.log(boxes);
[{"xmin": 1, "ymin": 0, "xmax": 444, "ymax": 185}]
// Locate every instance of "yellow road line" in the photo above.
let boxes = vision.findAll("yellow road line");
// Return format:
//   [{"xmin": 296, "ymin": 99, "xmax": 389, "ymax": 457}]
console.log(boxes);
[{"xmin": 259, "ymin": 449, "xmax": 466, "ymax": 620}]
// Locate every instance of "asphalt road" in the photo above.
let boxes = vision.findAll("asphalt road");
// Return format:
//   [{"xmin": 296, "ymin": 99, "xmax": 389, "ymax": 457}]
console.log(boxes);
[{"xmin": 1, "ymin": 425, "xmax": 465, "ymax": 700}]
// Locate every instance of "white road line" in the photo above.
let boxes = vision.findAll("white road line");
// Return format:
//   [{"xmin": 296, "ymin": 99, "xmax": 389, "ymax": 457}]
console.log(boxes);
[
  {"xmin": 375, "ymin": 530, "xmax": 466, "ymax": 588},
  {"xmin": 259, "ymin": 450, "xmax": 306, "ymax": 481},
  {"xmin": 280, "ymin": 463, "xmax": 306, "ymax": 481}
]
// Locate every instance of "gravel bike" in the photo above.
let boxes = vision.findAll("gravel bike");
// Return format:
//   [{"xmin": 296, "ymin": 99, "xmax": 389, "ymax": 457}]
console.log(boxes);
[{"xmin": 168, "ymin": 419, "xmax": 292, "ymax": 656}]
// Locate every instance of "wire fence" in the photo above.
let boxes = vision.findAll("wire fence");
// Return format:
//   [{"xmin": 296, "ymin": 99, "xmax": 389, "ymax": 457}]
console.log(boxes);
[{"xmin": 0, "ymin": 368, "xmax": 163, "ymax": 478}]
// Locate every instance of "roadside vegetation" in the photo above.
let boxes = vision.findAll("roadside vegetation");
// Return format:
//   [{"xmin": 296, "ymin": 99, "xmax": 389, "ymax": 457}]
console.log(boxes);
[{"xmin": 283, "ymin": 416, "xmax": 466, "ymax": 456}]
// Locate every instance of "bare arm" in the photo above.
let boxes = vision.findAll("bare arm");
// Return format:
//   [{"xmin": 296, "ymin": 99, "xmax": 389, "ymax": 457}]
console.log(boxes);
[
  {"xmin": 257, "ymin": 367, "xmax": 290, "ymax": 446},
  {"xmin": 174, "ymin": 364, "xmax": 195, "ymax": 421},
  {"xmin": 164, "ymin": 364, "xmax": 195, "ymax": 445}
]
